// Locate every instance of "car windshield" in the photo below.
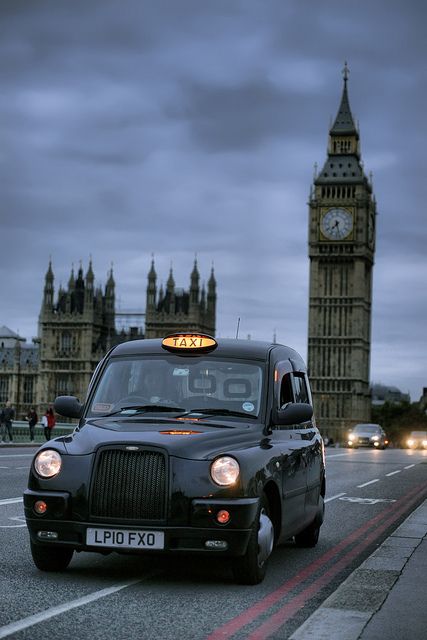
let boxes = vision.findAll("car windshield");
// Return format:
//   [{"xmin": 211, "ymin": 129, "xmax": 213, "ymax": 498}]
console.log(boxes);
[
  {"xmin": 353, "ymin": 424, "xmax": 380, "ymax": 434},
  {"xmin": 87, "ymin": 355, "xmax": 264, "ymax": 420}
]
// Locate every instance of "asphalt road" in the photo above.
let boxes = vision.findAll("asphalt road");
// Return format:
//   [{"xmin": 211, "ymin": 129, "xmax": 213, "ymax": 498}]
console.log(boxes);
[{"xmin": 0, "ymin": 446, "xmax": 426, "ymax": 639}]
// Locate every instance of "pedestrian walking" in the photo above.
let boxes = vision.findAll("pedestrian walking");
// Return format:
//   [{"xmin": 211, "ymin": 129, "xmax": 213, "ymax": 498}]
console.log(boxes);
[
  {"xmin": 26, "ymin": 407, "xmax": 38, "ymax": 442},
  {"xmin": 42, "ymin": 407, "xmax": 56, "ymax": 441},
  {"xmin": 0, "ymin": 401, "xmax": 15, "ymax": 443}
]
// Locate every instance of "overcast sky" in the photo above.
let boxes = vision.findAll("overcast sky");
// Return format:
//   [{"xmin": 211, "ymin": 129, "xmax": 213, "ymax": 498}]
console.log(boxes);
[{"xmin": 1, "ymin": 0, "xmax": 426, "ymax": 401}]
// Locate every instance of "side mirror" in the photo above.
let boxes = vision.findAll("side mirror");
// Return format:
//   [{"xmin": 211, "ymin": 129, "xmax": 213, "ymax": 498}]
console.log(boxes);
[
  {"xmin": 274, "ymin": 402, "xmax": 313, "ymax": 426},
  {"xmin": 54, "ymin": 396, "xmax": 84, "ymax": 419}
]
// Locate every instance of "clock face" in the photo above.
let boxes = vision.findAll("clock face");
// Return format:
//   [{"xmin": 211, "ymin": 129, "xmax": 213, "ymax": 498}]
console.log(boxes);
[{"xmin": 320, "ymin": 208, "xmax": 353, "ymax": 240}]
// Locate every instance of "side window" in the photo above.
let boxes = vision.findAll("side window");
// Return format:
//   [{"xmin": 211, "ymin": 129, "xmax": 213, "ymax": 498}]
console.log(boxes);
[{"xmin": 293, "ymin": 373, "xmax": 310, "ymax": 404}]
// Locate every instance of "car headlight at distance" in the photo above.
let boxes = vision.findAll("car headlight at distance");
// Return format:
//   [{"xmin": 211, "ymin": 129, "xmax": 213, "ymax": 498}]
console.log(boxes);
[
  {"xmin": 210, "ymin": 456, "xmax": 240, "ymax": 486},
  {"xmin": 371, "ymin": 435, "xmax": 379, "ymax": 441},
  {"xmin": 407, "ymin": 439, "xmax": 414, "ymax": 447},
  {"xmin": 348, "ymin": 435, "xmax": 354, "ymax": 442},
  {"xmin": 422, "ymin": 440, "xmax": 427, "ymax": 447},
  {"xmin": 34, "ymin": 450, "xmax": 62, "ymax": 478}
]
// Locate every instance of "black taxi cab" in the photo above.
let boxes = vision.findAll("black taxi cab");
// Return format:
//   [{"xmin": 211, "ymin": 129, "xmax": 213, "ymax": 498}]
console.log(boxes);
[{"xmin": 24, "ymin": 334, "xmax": 325, "ymax": 584}]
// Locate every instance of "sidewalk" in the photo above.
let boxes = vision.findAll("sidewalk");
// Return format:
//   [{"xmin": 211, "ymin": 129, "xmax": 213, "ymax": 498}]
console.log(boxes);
[{"xmin": 290, "ymin": 497, "xmax": 427, "ymax": 640}]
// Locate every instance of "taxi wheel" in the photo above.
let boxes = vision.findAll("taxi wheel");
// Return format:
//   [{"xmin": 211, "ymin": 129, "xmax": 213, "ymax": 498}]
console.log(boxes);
[
  {"xmin": 30, "ymin": 541, "xmax": 73, "ymax": 572},
  {"xmin": 232, "ymin": 497, "xmax": 274, "ymax": 585},
  {"xmin": 294, "ymin": 520, "xmax": 320, "ymax": 548},
  {"xmin": 295, "ymin": 497, "xmax": 324, "ymax": 548}
]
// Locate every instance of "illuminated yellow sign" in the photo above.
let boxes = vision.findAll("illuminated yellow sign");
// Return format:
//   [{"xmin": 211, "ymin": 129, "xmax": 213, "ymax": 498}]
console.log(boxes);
[{"xmin": 162, "ymin": 334, "xmax": 217, "ymax": 352}]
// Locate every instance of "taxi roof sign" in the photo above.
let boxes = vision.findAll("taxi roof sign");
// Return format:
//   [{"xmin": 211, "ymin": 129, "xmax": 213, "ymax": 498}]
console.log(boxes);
[{"xmin": 162, "ymin": 333, "xmax": 217, "ymax": 353}]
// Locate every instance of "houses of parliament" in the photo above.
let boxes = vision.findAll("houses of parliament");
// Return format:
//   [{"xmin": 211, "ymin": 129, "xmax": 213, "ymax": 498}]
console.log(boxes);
[{"xmin": 0, "ymin": 259, "xmax": 216, "ymax": 418}]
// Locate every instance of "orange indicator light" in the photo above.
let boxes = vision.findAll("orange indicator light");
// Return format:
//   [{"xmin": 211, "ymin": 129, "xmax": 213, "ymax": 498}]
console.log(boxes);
[
  {"xmin": 159, "ymin": 430, "xmax": 201, "ymax": 435},
  {"xmin": 34, "ymin": 500, "xmax": 47, "ymax": 515},
  {"xmin": 216, "ymin": 510, "xmax": 230, "ymax": 524}
]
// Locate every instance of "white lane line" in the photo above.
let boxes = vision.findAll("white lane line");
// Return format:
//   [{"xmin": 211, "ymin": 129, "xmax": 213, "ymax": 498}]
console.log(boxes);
[
  {"xmin": 357, "ymin": 479, "xmax": 379, "ymax": 488},
  {"xmin": 0, "ymin": 466, "xmax": 9, "ymax": 469},
  {"xmin": 326, "ymin": 453, "xmax": 354, "ymax": 458},
  {"xmin": 0, "ymin": 578, "xmax": 143, "ymax": 639},
  {"xmin": 386, "ymin": 470, "xmax": 401, "ymax": 477},
  {"xmin": 404, "ymin": 464, "xmax": 415, "ymax": 469},
  {"xmin": 0, "ymin": 454, "xmax": 34, "ymax": 458},
  {"xmin": 0, "ymin": 498, "xmax": 23, "ymax": 506},
  {"xmin": 325, "ymin": 492, "xmax": 346, "ymax": 503}
]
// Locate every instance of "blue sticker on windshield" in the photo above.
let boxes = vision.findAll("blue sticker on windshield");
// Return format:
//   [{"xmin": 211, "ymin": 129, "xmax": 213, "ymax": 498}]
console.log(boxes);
[{"xmin": 242, "ymin": 402, "xmax": 254, "ymax": 412}]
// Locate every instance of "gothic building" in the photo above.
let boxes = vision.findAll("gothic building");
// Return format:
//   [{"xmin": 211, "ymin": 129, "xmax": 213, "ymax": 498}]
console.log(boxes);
[
  {"xmin": 307, "ymin": 65, "xmax": 376, "ymax": 439},
  {"xmin": 37, "ymin": 260, "xmax": 119, "ymax": 411},
  {"xmin": 0, "ymin": 259, "xmax": 216, "ymax": 418},
  {"xmin": 145, "ymin": 258, "xmax": 216, "ymax": 338}
]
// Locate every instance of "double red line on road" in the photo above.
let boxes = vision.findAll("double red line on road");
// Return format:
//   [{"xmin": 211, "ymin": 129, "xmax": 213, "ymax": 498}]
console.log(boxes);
[{"xmin": 207, "ymin": 480, "xmax": 427, "ymax": 640}]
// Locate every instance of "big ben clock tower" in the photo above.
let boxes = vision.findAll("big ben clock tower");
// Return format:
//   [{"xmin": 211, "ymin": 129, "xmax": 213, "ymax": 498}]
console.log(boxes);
[{"xmin": 308, "ymin": 64, "xmax": 376, "ymax": 440}]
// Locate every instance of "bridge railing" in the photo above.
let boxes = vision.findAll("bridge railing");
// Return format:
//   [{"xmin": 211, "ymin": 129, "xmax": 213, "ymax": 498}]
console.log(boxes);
[{"xmin": 1, "ymin": 420, "xmax": 76, "ymax": 444}]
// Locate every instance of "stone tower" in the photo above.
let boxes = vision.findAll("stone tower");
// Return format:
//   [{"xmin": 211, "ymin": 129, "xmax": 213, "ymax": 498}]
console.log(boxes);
[
  {"xmin": 37, "ymin": 260, "xmax": 116, "ymax": 411},
  {"xmin": 307, "ymin": 65, "xmax": 376, "ymax": 439},
  {"xmin": 145, "ymin": 259, "xmax": 216, "ymax": 338}
]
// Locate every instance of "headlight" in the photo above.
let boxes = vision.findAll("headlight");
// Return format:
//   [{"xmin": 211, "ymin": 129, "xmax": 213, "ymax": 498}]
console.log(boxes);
[
  {"xmin": 210, "ymin": 456, "xmax": 240, "ymax": 486},
  {"xmin": 348, "ymin": 435, "xmax": 354, "ymax": 442},
  {"xmin": 371, "ymin": 435, "xmax": 379, "ymax": 441},
  {"xmin": 34, "ymin": 450, "xmax": 62, "ymax": 478},
  {"xmin": 422, "ymin": 440, "xmax": 427, "ymax": 447},
  {"xmin": 407, "ymin": 439, "xmax": 414, "ymax": 447}
]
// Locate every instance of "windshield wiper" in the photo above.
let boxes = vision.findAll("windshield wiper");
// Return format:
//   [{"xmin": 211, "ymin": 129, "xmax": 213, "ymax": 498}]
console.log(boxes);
[
  {"xmin": 189, "ymin": 408, "xmax": 258, "ymax": 419},
  {"xmin": 108, "ymin": 405, "xmax": 187, "ymax": 416}
]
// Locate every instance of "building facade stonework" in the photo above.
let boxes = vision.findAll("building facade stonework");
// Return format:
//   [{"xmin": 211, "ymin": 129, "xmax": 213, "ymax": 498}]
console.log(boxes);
[
  {"xmin": 307, "ymin": 67, "xmax": 376, "ymax": 439},
  {"xmin": 0, "ymin": 260, "xmax": 216, "ymax": 419}
]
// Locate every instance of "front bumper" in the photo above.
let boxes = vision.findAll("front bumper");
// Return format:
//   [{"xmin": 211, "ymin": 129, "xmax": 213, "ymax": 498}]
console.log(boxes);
[{"xmin": 24, "ymin": 490, "xmax": 258, "ymax": 557}]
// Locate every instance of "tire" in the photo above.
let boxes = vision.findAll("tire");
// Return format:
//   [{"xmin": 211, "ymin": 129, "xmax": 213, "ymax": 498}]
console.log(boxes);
[
  {"xmin": 30, "ymin": 541, "xmax": 73, "ymax": 572},
  {"xmin": 232, "ymin": 497, "xmax": 274, "ymax": 585},
  {"xmin": 295, "ymin": 495, "xmax": 324, "ymax": 548}
]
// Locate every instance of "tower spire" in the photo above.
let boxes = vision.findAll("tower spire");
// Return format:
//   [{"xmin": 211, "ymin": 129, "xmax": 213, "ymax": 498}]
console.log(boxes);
[{"xmin": 330, "ymin": 62, "xmax": 357, "ymax": 136}]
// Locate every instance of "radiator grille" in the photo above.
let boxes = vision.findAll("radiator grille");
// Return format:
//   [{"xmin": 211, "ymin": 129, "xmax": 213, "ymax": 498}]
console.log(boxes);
[{"xmin": 90, "ymin": 448, "xmax": 167, "ymax": 520}]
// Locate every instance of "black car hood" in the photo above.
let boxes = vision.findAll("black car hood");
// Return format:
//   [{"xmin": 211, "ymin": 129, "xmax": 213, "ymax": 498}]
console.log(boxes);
[{"xmin": 60, "ymin": 417, "xmax": 260, "ymax": 460}]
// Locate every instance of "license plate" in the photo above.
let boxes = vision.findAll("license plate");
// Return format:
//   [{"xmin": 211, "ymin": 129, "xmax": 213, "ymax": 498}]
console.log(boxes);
[{"xmin": 86, "ymin": 527, "xmax": 164, "ymax": 550}]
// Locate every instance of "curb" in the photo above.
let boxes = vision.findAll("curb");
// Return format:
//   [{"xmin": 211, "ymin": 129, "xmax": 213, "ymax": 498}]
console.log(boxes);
[{"xmin": 289, "ymin": 498, "xmax": 427, "ymax": 640}]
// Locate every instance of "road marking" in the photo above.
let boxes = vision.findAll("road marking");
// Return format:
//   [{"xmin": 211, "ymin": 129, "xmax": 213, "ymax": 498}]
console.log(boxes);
[
  {"xmin": 16, "ymin": 466, "xmax": 29, "ymax": 469},
  {"xmin": 386, "ymin": 470, "xmax": 401, "ymax": 477},
  {"xmin": 0, "ymin": 516, "xmax": 26, "ymax": 529},
  {"xmin": 339, "ymin": 497, "xmax": 396, "ymax": 505},
  {"xmin": 404, "ymin": 464, "xmax": 415, "ymax": 469},
  {"xmin": 357, "ymin": 479, "xmax": 379, "ymax": 488},
  {"xmin": 326, "ymin": 452, "xmax": 354, "ymax": 458},
  {"xmin": 0, "ymin": 498, "xmax": 23, "ymax": 506},
  {"xmin": 0, "ymin": 578, "xmax": 143, "ymax": 639},
  {"xmin": 0, "ymin": 466, "xmax": 9, "ymax": 469},
  {"xmin": 325, "ymin": 493, "xmax": 346, "ymax": 503},
  {"xmin": 0, "ymin": 454, "xmax": 34, "ymax": 458}
]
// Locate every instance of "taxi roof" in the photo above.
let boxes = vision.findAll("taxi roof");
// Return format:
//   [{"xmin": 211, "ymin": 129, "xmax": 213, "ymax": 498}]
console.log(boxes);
[{"xmin": 110, "ymin": 337, "xmax": 304, "ymax": 367}]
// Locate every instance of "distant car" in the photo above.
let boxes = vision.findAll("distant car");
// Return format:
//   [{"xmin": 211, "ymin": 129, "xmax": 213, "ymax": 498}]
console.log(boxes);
[
  {"xmin": 406, "ymin": 431, "xmax": 427, "ymax": 449},
  {"xmin": 347, "ymin": 423, "xmax": 388, "ymax": 449}
]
